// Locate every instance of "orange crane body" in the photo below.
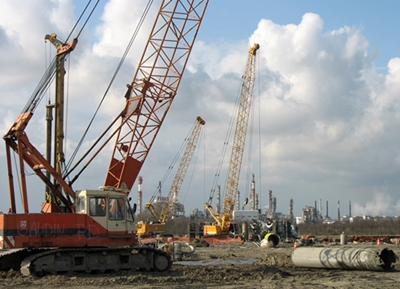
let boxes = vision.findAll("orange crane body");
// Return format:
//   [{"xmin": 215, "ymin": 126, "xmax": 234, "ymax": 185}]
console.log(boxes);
[{"xmin": 0, "ymin": 0, "xmax": 208, "ymax": 275}]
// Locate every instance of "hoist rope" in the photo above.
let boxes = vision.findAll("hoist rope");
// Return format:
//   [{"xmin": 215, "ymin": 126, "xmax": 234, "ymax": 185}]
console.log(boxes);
[
  {"xmin": 148, "ymin": 119, "xmax": 197, "ymax": 201},
  {"xmin": 207, "ymin": 75, "xmax": 243, "ymax": 205},
  {"xmin": 64, "ymin": 0, "xmax": 154, "ymax": 178}
]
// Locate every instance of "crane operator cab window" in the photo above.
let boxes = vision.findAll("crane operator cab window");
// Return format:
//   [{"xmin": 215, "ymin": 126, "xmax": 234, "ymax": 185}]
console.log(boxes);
[
  {"xmin": 109, "ymin": 198, "xmax": 125, "ymax": 220},
  {"xmin": 89, "ymin": 197, "xmax": 106, "ymax": 216},
  {"xmin": 76, "ymin": 197, "xmax": 85, "ymax": 213}
]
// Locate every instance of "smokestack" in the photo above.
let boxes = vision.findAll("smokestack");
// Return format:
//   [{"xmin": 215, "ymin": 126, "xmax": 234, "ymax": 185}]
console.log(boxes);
[
  {"xmin": 137, "ymin": 176, "xmax": 143, "ymax": 214},
  {"xmin": 325, "ymin": 200, "xmax": 328, "ymax": 219},
  {"xmin": 157, "ymin": 181, "xmax": 162, "ymax": 201},
  {"xmin": 338, "ymin": 200, "xmax": 340, "ymax": 221},
  {"xmin": 251, "ymin": 174, "xmax": 255, "ymax": 210},
  {"xmin": 255, "ymin": 194, "xmax": 259, "ymax": 211},
  {"xmin": 289, "ymin": 198, "xmax": 293, "ymax": 222},
  {"xmin": 268, "ymin": 190, "xmax": 272, "ymax": 215},
  {"xmin": 319, "ymin": 199, "xmax": 322, "ymax": 219},
  {"xmin": 349, "ymin": 200, "xmax": 351, "ymax": 217},
  {"xmin": 272, "ymin": 197, "xmax": 277, "ymax": 214},
  {"xmin": 216, "ymin": 185, "xmax": 221, "ymax": 214}
]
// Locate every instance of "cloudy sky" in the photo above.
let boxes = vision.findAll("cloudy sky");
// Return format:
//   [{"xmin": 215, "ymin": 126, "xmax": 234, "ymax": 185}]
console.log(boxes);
[{"xmin": 1, "ymin": 0, "xmax": 400, "ymax": 219}]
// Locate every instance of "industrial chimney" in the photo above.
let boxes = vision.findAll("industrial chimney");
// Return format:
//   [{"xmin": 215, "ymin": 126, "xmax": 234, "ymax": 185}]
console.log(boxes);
[
  {"xmin": 288, "ymin": 198, "xmax": 294, "ymax": 222},
  {"xmin": 216, "ymin": 185, "xmax": 221, "ymax": 214},
  {"xmin": 157, "ymin": 181, "xmax": 162, "ymax": 202},
  {"xmin": 137, "ymin": 176, "xmax": 143, "ymax": 214},
  {"xmin": 349, "ymin": 200, "xmax": 352, "ymax": 217},
  {"xmin": 268, "ymin": 190, "xmax": 272, "ymax": 215},
  {"xmin": 250, "ymin": 174, "xmax": 255, "ymax": 210}
]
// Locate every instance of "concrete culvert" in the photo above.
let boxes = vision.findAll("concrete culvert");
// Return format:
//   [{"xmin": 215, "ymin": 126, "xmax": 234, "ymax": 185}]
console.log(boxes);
[
  {"xmin": 292, "ymin": 247, "xmax": 398, "ymax": 271},
  {"xmin": 260, "ymin": 233, "xmax": 280, "ymax": 247}
]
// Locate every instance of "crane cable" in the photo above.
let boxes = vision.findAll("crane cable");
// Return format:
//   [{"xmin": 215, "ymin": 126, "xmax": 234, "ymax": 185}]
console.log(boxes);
[
  {"xmin": 64, "ymin": 0, "xmax": 154, "ymax": 177},
  {"xmin": 66, "ymin": 0, "xmax": 100, "ymax": 42},
  {"xmin": 13, "ymin": 0, "xmax": 99, "ymax": 200},
  {"xmin": 207, "ymin": 73, "xmax": 244, "ymax": 205},
  {"xmin": 148, "ymin": 119, "xmax": 198, "ymax": 202},
  {"xmin": 22, "ymin": 0, "xmax": 99, "ymax": 116},
  {"xmin": 243, "ymin": 52, "xmax": 261, "ymax": 206},
  {"xmin": 181, "ymin": 127, "xmax": 204, "ymax": 204},
  {"xmin": 256, "ymin": 52, "xmax": 262, "ymax": 208}
]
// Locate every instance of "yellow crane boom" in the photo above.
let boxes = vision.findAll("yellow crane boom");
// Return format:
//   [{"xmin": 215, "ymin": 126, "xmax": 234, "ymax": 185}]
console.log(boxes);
[
  {"xmin": 205, "ymin": 43, "xmax": 260, "ymax": 235},
  {"xmin": 137, "ymin": 116, "xmax": 205, "ymax": 236}
]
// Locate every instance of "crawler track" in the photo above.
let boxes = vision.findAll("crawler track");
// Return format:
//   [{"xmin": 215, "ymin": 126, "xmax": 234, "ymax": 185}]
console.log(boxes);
[{"xmin": 1, "ymin": 247, "xmax": 172, "ymax": 276}]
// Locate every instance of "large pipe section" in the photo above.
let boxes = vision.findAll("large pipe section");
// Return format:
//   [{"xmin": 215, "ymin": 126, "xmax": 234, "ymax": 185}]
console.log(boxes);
[
  {"xmin": 260, "ymin": 233, "xmax": 280, "ymax": 248},
  {"xmin": 292, "ymin": 247, "xmax": 398, "ymax": 271}
]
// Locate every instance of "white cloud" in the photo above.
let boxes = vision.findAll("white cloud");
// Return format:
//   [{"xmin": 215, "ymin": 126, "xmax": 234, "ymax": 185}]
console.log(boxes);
[
  {"xmin": 352, "ymin": 192, "xmax": 392, "ymax": 216},
  {"xmin": 1, "ymin": 2, "xmax": 400, "ymax": 218}
]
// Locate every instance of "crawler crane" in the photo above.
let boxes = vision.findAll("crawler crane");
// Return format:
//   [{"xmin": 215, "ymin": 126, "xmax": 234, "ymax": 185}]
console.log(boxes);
[
  {"xmin": 204, "ymin": 43, "xmax": 259, "ymax": 236},
  {"xmin": 0, "ymin": 0, "xmax": 208, "ymax": 275},
  {"xmin": 136, "ymin": 116, "xmax": 205, "ymax": 236}
]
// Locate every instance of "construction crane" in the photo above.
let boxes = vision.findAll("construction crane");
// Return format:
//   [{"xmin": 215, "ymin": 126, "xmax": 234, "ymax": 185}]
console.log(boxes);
[
  {"xmin": 137, "ymin": 116, "xmax": 205, "ymax": 236},
  {"xmin": 204, "ymin": 43, "xmax": 260, "ymax": 236},
  {"xmin": 0, "ymin": 0, "xmax": 208, "ymax": 275}
]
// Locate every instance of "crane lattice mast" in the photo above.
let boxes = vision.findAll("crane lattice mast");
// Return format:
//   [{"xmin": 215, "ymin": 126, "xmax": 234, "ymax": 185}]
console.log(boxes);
[
  {"xmin": 206, "ymin": 43, "xmax": 259, "ymax": 234},
  {"xmin": 104, "ymin": 1, "xmax": 209, "ymax": 193},
  {"xmin": 147, "ymin": 116, "xmax": 205, "ymax": 223}
]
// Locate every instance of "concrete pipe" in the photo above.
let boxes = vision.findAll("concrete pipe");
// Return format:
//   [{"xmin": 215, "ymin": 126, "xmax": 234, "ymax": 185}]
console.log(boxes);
[
  {"xmin": 260, "ymin": 233, "xmax": 280, "ymax": 248},
  {"xmin": 292, "ymin": 247, "xmax": 398, "ymax": 271}
]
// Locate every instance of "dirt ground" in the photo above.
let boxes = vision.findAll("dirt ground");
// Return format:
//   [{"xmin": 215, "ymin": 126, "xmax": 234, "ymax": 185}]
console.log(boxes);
[{"xmin": 1, "ymin": 241, "xmax": 399, "ymax": 289}]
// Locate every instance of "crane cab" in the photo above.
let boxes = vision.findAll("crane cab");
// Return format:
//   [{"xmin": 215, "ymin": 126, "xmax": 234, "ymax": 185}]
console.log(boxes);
[{"xmin": 75, "ymin": 189, "xmax": 135, "ymax": 233}]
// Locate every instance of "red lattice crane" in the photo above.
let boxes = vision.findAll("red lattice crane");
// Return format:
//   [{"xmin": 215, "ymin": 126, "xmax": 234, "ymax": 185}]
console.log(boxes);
[{"xmin": 0, "ymin": 0, "xmax": 208, "ymax": 275}]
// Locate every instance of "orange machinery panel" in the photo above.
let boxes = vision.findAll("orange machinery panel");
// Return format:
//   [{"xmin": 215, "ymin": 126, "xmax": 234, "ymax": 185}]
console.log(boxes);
[{"xmin": 0, "ymin": 213, "xmax": 137, "ymax": 249}]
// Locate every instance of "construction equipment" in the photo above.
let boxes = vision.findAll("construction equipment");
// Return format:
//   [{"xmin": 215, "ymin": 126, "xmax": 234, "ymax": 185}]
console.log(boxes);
[
  {"xmin": 0, "ymin": 0, "xmax": 208, "ymax": 276},
  {"xmin": 204, "ymin": 43, "xmax": 259, "ymax": 236},
  {"xmin": 137, "ymin": 116, "xmax": 205, "ymax": 236}
]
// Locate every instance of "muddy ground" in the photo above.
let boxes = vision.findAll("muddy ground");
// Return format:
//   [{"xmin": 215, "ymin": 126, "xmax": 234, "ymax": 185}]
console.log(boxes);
[{"xmin": 1, "ymin": 241, "xmax": 399, "ymax": 289}]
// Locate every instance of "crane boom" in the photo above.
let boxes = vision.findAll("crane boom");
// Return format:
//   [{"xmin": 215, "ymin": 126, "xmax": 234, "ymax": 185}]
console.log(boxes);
[
  {"xmin": 104, "ymin": 1, "xmax": 209, "ymax": 193},
  {"xmin": 1, "ymin": 1, "xmax": 209, "ymax": 275},
  {"xmin": 138, "ymin": 116, "xmax": 205, "ymax": 236},
  {"xmin": 205, "ymin": 43, "xmax": 260, "ymax": 235},
  {"xmin": 159, "ymin": 116, "xmax": 205, "ymax": 223}
]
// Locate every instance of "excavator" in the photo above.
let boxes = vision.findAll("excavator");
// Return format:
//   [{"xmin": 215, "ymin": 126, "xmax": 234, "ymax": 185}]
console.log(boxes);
[
  {"xmin": 136, "ymin": 116, "xmax": 205, "ymax": 237},
  {"xmin": 204, "ymin": 43, "xmax": 260, "ymax": 236},
  {"xmin": 0, "ymin": 0, "xmax": 208, "ymax": 276}
]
